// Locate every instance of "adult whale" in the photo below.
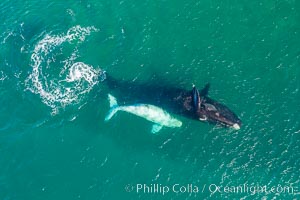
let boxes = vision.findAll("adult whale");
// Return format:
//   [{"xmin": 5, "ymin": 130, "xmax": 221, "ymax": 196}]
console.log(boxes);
[{"xmin": 101, "ymin": 73, "xmax": 241, "ymax": 130}]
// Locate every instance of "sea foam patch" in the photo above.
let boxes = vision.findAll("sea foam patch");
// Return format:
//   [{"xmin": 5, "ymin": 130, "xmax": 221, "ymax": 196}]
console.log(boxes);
[{"xmin": 25, "ymin": 25, "xmax": 103, "ymax": 114}]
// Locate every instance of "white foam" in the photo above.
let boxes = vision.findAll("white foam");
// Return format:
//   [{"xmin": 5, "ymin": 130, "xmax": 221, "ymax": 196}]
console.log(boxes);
[
  {"xmin": 0, "ymin": 71, "xmax": 8, "ymax": 81},
  {"xmin": 66, "ymin": 62, "xmax": 99, "ymax": 84},
  {"xmin": 25, "ymin": 25, "xmax": 102, "ymax": 113}
]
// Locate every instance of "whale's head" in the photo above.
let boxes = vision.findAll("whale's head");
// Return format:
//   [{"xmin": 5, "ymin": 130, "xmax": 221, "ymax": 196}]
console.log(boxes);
[
  {"xmin": 170, "ymin": 118, "xmax": 182, "ymax": 128},
  {"xmin": 190, "ymin": 85, "xmax": 241, "ymax": 130},
  {"xmin": 165, "ymin": 117, "xmax": 182, "ymax": 128},
  {"xmin": 196, "ymin": 100, "xmax": 242, "ymax": 130}
]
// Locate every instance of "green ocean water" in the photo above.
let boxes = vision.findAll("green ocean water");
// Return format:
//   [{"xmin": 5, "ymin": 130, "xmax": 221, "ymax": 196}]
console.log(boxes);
[{"xmin": 0, "ymin": 0, "xmax": 300, "ymax": 199}]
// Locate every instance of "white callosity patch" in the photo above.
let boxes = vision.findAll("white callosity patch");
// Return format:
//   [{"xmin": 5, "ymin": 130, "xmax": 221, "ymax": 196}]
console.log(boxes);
[{"xmin": 25, "ymin": 26, "xmax": 103, "ymax": 114}]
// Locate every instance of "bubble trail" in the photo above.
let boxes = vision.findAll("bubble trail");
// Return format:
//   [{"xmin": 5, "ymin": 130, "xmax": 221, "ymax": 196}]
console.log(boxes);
[{"xmin": 25, "ymin": 26, "xmax": 104, "ymax": 114}]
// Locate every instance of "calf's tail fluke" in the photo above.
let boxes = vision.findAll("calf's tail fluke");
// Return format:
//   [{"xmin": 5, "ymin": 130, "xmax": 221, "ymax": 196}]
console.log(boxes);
[{"xmin": 104, "ymin": 94, "xmax": 119, "ymax": 121}]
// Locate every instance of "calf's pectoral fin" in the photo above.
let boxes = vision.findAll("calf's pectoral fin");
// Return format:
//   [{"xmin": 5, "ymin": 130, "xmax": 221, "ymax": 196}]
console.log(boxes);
[{"xmin": 151, "ymin": 124, "xmax": 163, "ymax": 134}]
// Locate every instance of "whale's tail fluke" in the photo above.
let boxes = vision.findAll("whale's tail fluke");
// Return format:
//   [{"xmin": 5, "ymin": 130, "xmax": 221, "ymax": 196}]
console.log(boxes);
[
  {"xmin": 99, "ymin": 70, "xmax": 107, "ymax": 82},
  {"xmin": 108, "ymin": 94, "xmax": 118, "ymax": 108},
  {"xmin": 105, "ymin": 94, "xmax": 119, "ymax": 121}
]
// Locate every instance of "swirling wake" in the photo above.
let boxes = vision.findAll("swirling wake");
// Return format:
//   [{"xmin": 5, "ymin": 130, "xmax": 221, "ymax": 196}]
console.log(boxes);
[{"xmin": 25, "ymin": 26, "xmax": 104, "ymax": 114}]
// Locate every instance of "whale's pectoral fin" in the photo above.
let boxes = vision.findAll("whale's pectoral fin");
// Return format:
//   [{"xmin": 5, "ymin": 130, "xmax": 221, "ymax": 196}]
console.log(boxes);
[
  {"xmin": 192, "ymin": 86, "xmax": 201, "ymax": 111},
  {"xmin": 200, "ymin": 83, "xmax": 210, "ymax": 97},
  {"xmin": 151, "ymin": 124, "xmax": 163, "ymax": 134}
]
